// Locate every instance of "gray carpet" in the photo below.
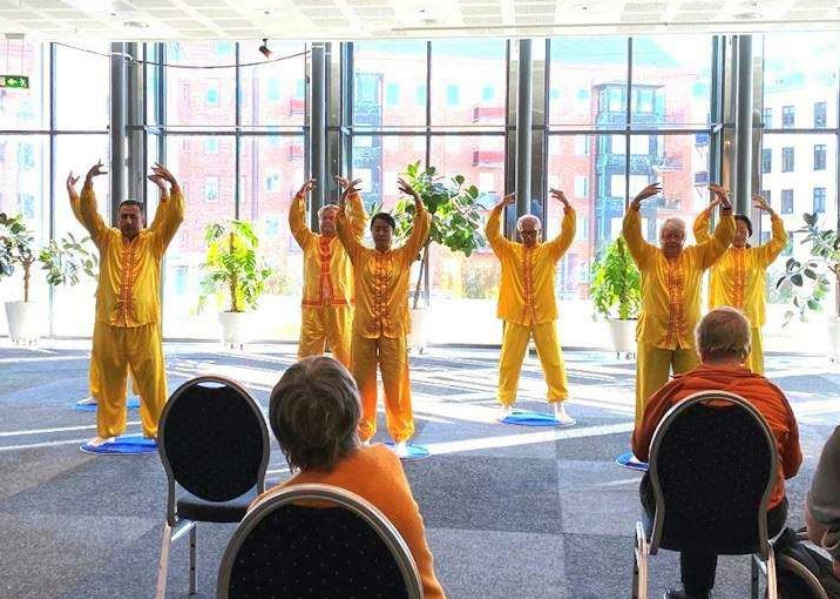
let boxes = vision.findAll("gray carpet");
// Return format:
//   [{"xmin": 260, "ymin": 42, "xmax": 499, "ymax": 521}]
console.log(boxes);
[{"xmin": 0, "ymin": 340, "xmax": 838, "ymax": 599}]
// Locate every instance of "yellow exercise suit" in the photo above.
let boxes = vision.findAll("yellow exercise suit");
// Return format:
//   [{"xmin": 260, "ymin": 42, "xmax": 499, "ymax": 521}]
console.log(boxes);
[
  {"xmin": 623, "ymin": 206, "xmax": 734, "ymax": 424},
  {"xmin": 75, "ymin": 183, "xmax": 184, "ymax": 439},
  {"xmin": 486, "ymin": 204, "xmax": 576, "ymax": 406},
  {"xmin": 336, "ymin": 203, "xmax": 431, "ymax": 443},
  {"xmin": 693, "ymin": 210, "xmax": 787, "ymax": 374},
  {"xmin": 289, "ymin": 191, "xmax": 367, "ymax": 368}
]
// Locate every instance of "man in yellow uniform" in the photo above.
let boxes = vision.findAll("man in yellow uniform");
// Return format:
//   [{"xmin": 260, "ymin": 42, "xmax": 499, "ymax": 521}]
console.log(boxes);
[
  {"xmin": 486, "ymin": 188, "xmax": 577, "ymax": 424},
  {"xmin": 693, "ymin": 192, "xmax": 786, "ymax": 374},
  {"xmin": 289, "ymin": 176, "xmax": 367, "ymax": 368},
  {"xmin": 335, "ymin": 178, "xmax": 430, "ymax": 457},
  {"xmin": 623, "ymin": 182, "xmax": 734, "ymax": 427},
  {"xmin": 70, "ymin": 160, "xmax": 184, "ymax": 446}
]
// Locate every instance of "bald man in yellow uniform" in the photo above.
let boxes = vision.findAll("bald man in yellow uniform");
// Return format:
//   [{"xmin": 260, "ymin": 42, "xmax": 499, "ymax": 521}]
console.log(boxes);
[
  {"xmin": 289, "ymin": 177, "xmax": 367, "ymax": 368},
  {"xmin": 623, "ymin": 183, "xmax": 734, "ymax": 426},
  {"xmin": 693, "ymin": 193, "xmax": 787, "ymax": 374},
  {"xmin": 70, "ymin": 160, "xmax": 184, "ymax": 446},
  {"xmin": 487, "ymin": 189, "xmax": 577, "ymax": 423},
  {"xmin": 335, "ymin": 178, "xmax": 430, "ymax": 457}
]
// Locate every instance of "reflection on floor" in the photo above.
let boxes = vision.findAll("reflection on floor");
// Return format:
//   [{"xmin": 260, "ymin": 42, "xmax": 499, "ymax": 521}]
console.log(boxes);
[{"xmin": 0, "ymin": 340, "xmax": 838, "ymax": 599}]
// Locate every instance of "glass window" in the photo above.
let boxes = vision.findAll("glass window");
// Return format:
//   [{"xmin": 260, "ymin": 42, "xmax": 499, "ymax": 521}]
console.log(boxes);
[
  {"xmin": 781, "ymin": 189, "xmax": 794, "ymax": 214},
  {"xmin": 416, "ymin": 84, "xmax": 427, "ymax": 106},
  {"xmin": 782, "ymin": 106, "xmax": 795, "ymax": 128},
  {"xmin": 55, "ymin": 43, "xmax": 110, "ymax": 130},
  {"xmin": 782, "ymin": 147, "xmax": 794, "ymax": 172},
  {"xmin": 763, "ymin": 107, "xmax": 772, "ymax": 128},
  {"xmin": 446, "ymin": 84, "xmax": 460, "ymax": 106},
  {"xmin": 386, "ymin": 82, "xmax": 400, "ymax": 106},
  {"xmin": 353, "ymin": 41, "xmax": 426, "ymax": 128},
  {"xmin": 574, "ymin": 135, "xmax": 590, "ymax": 156},
  {"xmin": 432, "ymin": 40, "xmax": 505, "ymax": 126},
  {"xmin": 205, "ymin": 79, "xmax": 220, "ymax": 106},
  {"xmin": 814, "ymin": 144, "xmax": 827, "ymax": 170},
  {"xmin": 165, "ymin": 42, "xmax": 236, "ymax": 127},
  {"xmin": 0, "ymin": 40, "xmax": 47, "ymax": 130},
  {"xmin": 205, "ymin": 138, "xmax": 219, "ymax": 155},
  {"xmin": 215, "ymin": 42, "xmax": 234, "ymax": 56},
  {"xmin": 814, "ymin": 187, "xmax": 827, "ymax": 213},
  {"xmin": 762, "ymin": 148, "xmax": 772, "ymax": 173},
  {"xmin": 204, "ymin": 177, "xmax": 219, "ymax": 202},
  {"xmin": 815, "ymin": 102, "xmax": 827, "ymax": 128}
]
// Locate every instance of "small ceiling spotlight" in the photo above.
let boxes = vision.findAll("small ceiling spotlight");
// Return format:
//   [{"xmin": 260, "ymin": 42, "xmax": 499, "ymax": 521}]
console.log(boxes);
[{"xmin": 258, "ymin": 38, "xmax": 271, "ymax": 59}]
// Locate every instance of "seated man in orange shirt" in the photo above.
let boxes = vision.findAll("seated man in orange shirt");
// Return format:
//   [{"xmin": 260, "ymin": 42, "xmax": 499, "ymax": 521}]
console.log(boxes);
[
  {"xmin": 255, "ymin": 356, "xmax": 447, "ymax": 599},
  {"xmin": 632, "ymin": 307, "xmax": 801, "ymax": 599}
]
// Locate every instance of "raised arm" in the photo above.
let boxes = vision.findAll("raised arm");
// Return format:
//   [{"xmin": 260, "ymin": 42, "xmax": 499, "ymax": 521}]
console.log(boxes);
[
  {"xmin": 335, "ymin": 175, "xmax": 368, "ymax": 241},
  {"xmin": 485, "ymin": 192, "xmax": 515, "ymax": 258},
  {"xmin": 78, "ymin": 162, "xmax": 109, "ymax": 248},
  {"xmin": 752, "ymin": 194, "xmax": 788, "ymax": 267},
  {"xmin": 396, "ymin": 178, "xmax": 431, "ymax": 269},
  {"xmin": 289, "ymin": 179, "xmax": 317, "ymax": 249},
  {"xmin": 697, "ymin": 191, "xmax": 734, "ymax": 269},
  {"xmin": 335, "ymin": 191, "xmax": 365, "ymax": 265},
  {"xmin": 693, "ymin": 185, "xmax": 727, "ymax": 244},
  {"xmin": 147, "ymin": 163, "xmax": 185, "ymax": 256},
  {"xmin": 621, "ymin": 183, "xmax": 661, "ymax": 270},
  {"xmin": 545, "ymin": 189, "xmax": 577, "ymax": 262}
]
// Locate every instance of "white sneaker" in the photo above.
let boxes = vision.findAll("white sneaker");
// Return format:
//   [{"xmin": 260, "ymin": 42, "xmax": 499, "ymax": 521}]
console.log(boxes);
[
  {"xmin": 498, "ymin": 405, "xmax": 514, "ymax": 420},
  {"xmin": 88, "ymin": 436, "xmax": 115, "ymax": 447},
  {"xmin": 77, "ymin": 397, "xmax": 98, "ymax": 406},
  {"xmin": 394, "ymin": 442, "xmax": 409, "ymax": 458},
  {"xmin": 553, "ymin": 403, "xmax": 576, "ymax": 426}
]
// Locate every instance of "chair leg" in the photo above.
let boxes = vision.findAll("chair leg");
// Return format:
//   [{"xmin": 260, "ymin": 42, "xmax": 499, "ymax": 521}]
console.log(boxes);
[
  {"xmin": 634, "ymin": 523, "xmax": 649, "ymax": 599},
  {"xmin": 155, "ymin": 523, "xmax": 173, "ymax": 599},
  {"xmin": 765, "ymin": 549, "xmax": 778, "ymax": 599},
  {"xmin": 189, "ymin": 524, "xmax": 197, "ymax": 595},
  {"xmin": 751, "ymin": 557, "xmax": 759, "ymax": 599}
]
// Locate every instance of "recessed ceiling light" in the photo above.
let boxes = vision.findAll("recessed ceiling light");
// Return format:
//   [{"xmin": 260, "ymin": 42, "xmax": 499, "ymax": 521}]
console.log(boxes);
[
  {"xmin": 124, "ymin": 20, "xmax": 149, "ymax": 29},
  {"xmin": 571, "ymin": 4, "xmax": 589, "ymax": 11}
]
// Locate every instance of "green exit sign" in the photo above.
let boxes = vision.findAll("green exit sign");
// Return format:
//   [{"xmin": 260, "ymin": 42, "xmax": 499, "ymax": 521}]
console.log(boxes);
[{"xmin": 0, "ymin": 75, "xmax": 29, "ymax": 89}]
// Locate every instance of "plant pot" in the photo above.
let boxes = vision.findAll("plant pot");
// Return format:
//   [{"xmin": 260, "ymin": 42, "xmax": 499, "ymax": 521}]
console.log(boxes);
[
  {"xmin": 5, "ymin": 301, "xmax": 41, "ymax": 346},
  {"xmin": 829, "ymin": 316, "xmax": 840, "ymax": 363},
  {"xmin": 408, "ymin": 307, "xmax": 430, "ymax": 354},
  {"xmin": 608, "ymin": 318, "xmax": 637, "ymax": 356},
  {"xmin": 219, "ymin": 311, "xmax": 251, "ymax": 348}
]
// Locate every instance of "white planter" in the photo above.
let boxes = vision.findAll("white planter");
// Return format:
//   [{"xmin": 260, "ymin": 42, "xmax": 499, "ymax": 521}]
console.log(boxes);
[
  {"xmin": 219, "ymin": 311, "xmax": 251, "ymax": 348},
  {"xmin": 5, "ymin": 301, "xmax": 41, "ymax": 346},
  {"xmin": 409, "ymin": 307, "xmax": 430, "ymax": 354},
  {"xmin": 608, "ymin": 318, "xmax": 638, "ymax": 356},
  {"xmin": 829, "ymin": 316, "xmax": 840, "ymax": 363}
]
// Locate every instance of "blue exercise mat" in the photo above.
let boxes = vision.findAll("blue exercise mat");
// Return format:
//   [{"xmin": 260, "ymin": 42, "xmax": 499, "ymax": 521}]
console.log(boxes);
[
  {"xmin": 73, "ymin": 397, "xmax": 141, "ymax": 412},
  {"xmin": 384, "ymin": 442, "xmax": 431, "ymax": 461},
  {"xmin": 615, "ymin": 451, "xmax": 649, "ymax": 472},
  {"xmin": 501, "ymin": 409, "xmax": 572, "ymax": 427},
  {"xmin": 80, "ymin": 434, "xmax": 157, "ymax": 455}
]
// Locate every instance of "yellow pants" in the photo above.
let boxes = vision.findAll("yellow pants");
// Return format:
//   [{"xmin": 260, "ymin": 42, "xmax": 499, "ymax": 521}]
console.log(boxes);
[
  {"xmin": 746, "ymin": 327, "xmax": 764, "ymax": 375},
  {"xmin": 498, "ymin": 320, "xmax": 569, "ymax": 406},
  {"xmin": 88, "ymin": 361, "xmax": 139, "ymax": 400},
  {"xmin": 635, "ymin": 342, "xmax": 699, "ymax": 424},
  {"xmin": 351, "ymin": 334, "xmax": 414, "ymax": 443},
  {"xmin": 92, "ymin": 322, "xmax": 167, "ymax": 439},
  {"xmin": 298, "ymin": 304, "xmax": 352, "ymax": 369}
]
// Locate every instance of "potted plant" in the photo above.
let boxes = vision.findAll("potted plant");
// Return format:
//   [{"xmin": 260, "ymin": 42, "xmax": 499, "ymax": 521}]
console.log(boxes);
[
  {"xmin": 777, "ymin": 212, "xmax": 840, "ymax": 361},
  {"xmin": 590, "ymin": 237, "xmax": 641, "ymax": 357},
  {"xmin": 392, "ymin": 161, "xmax": 485, "ymax": 352},
  {"xmin": 198, "ymin": 220, "xmax": 272, "ymax": 348},
  {"xmin": 1, "ymin": 213, "xmax": 97, "ymax": 345}
]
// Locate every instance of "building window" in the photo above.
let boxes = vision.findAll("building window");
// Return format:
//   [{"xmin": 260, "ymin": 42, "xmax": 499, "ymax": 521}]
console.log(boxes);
[
  {"xmin": 385, "ymin": 83, "xmax": 399, "ymax": 107},
  {"xmin": 205, "ymin": 79, "xmax": 220, "ymax": 106},
  {"xmin": 17, "ymin": 193, "xmax": 35, "ymax": 219},
  {"xmin": 763, "ymin": 107, "xmax": 772, "ymax": 128},
  {"xmin": 781, "ymin": 189, "xmax": 794, "ymax": 214},
  {"xmin": 265, "ymin": 171, "xmax": 281, "ymax": 192},
  {"xmin": 635, "ymin": 87, "xmax": 655, "ymax": 113},
  {"xmin": 416, "ymin": 85, "xmax": 427, "ymax": 106},
  {"xmin": 267, "ymin": 77, "xmax": 280, "ymax": 103},
  {"xmin": 204, "ymin": 177, "xmax": 219, "ymax": 203},
  {"xmin": 574, "ymin": 175, "xmax": 589, "ymax": 198},
  {"xmin": 782, "ymin": 147, "xmax": 794, "ymax": 172},
  {"xmin": 574, "ymin": 135, "xmax": 589, "ymax": 156},
  {"xmin": 294, "ymin": 78, "xmax": 305, "ymax": 100},
  {"xmin": 782, "ymin": 105, "xmax": 795, "ymax": 128},
  {"xmin": 215, "ymin": 41, "xmax": 234, "ymax": 56},
  {"xmin": 783, "ymin": 232, "xmax": 794, "ymax": 256},
  {"xmin": 814, "ymin": 144, "xmax": 827, "ymax": 171},
  {"xmin": 813, "ymin": 187, "xmax": 826, "ymax": 213},
  {"xmin": 761, "ymin": 189, "xmax": 771, "ymax": 206},
  {"xmin": 204, "ymin": 138, "xmax": 219, "ymax": 155},
  {"xmin": 761, "ymin": 148, "xmax": 772, "ymax": 174},
  {"xmin": 814, "ymin": 102, "xmax": 827, "ymax": 128},
  {"xmin": 481, "ymin": 85, "xmax": 495, "ymax": 102},
  {"xmin": 264, "ymin": 215, "xmax": 280, "ymax": 238},
  {"xmin": 446, "ymin": 84, "xmax": 460, "ymax": 107},
  {"xmin": 17, "ymin": 143, "xmax": 34, "ymax": 169}
]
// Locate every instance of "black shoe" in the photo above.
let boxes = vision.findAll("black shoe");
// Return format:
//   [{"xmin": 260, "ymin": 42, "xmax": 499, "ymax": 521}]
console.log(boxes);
[{"xmin": 664, "ymin": 587, "xmax": 712, "ymax": 599}]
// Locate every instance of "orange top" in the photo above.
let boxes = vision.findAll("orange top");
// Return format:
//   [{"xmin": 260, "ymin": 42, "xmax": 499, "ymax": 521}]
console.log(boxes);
[
  {"xmin": 256, "ymin": 445, "xmax": 446, "ymax": 599},
  {"xmin": 632, "ymin": 363, "xmax": 802, "ymax": 508}
]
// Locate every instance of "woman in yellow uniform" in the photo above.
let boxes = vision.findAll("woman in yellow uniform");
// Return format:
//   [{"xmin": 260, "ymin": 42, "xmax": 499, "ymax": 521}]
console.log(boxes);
[
  {"xmin": 335, "ymin": 178, "xmax": 430, "ymax": 457},
  {"xmin": 693, "ymin": 193, "xmax": 786, "ymax": 374}
]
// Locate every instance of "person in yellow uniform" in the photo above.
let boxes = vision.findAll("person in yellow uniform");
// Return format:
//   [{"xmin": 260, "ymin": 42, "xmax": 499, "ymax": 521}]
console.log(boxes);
[
  {"xmin": 69, "ymin": 160, "xmax": 184, "ymax": 446},
  {"xmin": 335, "ymin": 177, "xmax": 430, "ymax": 458},
  {"xmin": 289, "ymin": 176, "xmax": 367, "ymax": 368},
  {"xmin": 486, "ymin": 188, "xmax": 577, "ymax": 424},
  {"xmin": 623, "ymin": 182, "xmax": 734, "ymax": 428},
  {"xmin": 693, "ymin": 192, "xmax": 786, "ymax": 374}
]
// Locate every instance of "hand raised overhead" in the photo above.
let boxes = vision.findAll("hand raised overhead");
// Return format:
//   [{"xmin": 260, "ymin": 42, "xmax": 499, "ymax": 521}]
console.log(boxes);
[
  {"xmin": 85, "ymin": 160, "xmax": 107, "ymax": 184},
  {"xmin": 550, "ymin": 188, "xmax": 571, "ymax": 211},
  {"xmin": 296, "ymin": 178, "xmax": 316, "ymax": 197},
  {"xmin": 630, "ymin": 183, "xmax": 662, "ymax": 210},
  {"xmin": 397, "ymin": 177, "xmax": 422, "ymax": 208},
  {"xmin": 66, "ymin": 171, "xmax": 80, "ymax": 197}
]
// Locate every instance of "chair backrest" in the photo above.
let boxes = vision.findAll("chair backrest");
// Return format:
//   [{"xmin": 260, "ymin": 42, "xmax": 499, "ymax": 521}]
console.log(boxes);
[
  {"xmin": 216, "ymin": 484, "xmax": 424, "ymax": 599},
  {"xmin": 648, "ymin": 390, "xmax": 779, "ymax": 559},
  {"xmin": 158, "ymin": 375, "xmax": 270, "ymax": 524}
]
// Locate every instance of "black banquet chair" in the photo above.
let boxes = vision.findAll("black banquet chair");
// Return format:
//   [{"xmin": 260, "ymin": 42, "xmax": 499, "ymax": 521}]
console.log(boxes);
[
  {"xmin": 154, "ymin": 375, "xmax": 270, "ymax": 599},
  {"xmin": 632, "ymin": 390, "xmax": 781, "ymax": 599},
  {"xmin": 216, "ymin": 483, "xmax": 424, "ymax": 599}
]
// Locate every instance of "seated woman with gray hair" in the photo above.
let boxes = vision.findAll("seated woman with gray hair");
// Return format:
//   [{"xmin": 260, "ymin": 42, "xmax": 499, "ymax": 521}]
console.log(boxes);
[
  {"xmin": 632, "ymin": 307, "xmax": 802, "ymax": 599},
  {"xmin": 254, "ymin": 356, "xmax": 446, "ymax": 599}
]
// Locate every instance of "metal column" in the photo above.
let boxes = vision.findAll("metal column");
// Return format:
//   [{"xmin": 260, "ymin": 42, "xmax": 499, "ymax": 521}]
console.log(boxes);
[
  {"xmin": 126, "ymin": 42, "xmax": 144, "ymax": 204},
  {"xmin": 310, "ymin": 43, "xmax": 328, "ymax": 230},
  {"xmin": 515, "ymin": 39, "xmax": 533, "ymax": 221},
  {"xmin": 734, "ymin": 35, "xmax": 753, "ymax": 215},
  {"xmin": 110, "ymin": 42, "xmax": 127, "ymax": 217}
]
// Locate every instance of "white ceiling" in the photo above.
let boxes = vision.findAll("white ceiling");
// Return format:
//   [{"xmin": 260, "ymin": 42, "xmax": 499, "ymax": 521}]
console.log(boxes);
[{"xmin": 1, "ymin": 0, "xmax": 840, "ymax": 41}]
